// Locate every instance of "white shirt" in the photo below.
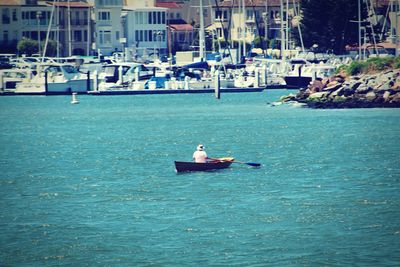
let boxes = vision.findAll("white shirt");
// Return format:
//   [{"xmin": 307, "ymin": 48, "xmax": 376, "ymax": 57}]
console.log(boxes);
[{"xmin": 192, "ymin": 150, "xmax": 208, "ymax": 163}]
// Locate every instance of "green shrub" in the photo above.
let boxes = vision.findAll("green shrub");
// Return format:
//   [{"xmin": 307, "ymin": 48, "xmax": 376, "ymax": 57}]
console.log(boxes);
[
  {"xmin": 347, "ymin": 61, "xmax": 368, "ymax": 75},
  {"xmin": 366, "ymin": 57, "xmax": 394, "ymax": 71},
  {"xmin": 395, "ymin": 56, "xmax": 400, "ymax": 69}
]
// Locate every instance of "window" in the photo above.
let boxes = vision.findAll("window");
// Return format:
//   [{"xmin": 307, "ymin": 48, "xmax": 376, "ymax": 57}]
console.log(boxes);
[
  {"xmin": 215, "ymin": 11, "xmax": 222, "ymax": 20},
  {"xmin": 116, "ymin": 31, "xmax": 119, "ymax": 40},
  {"xmin": 148, "ymin": 30, "xmax": 152, "ymax": 41},
  {"xmin": 148, "ymin": 12, "xmax": 152, "ymax": 24},
  {"xmin": 12, "ymin": 9, "xmax": 17, "ymax": 21},
  {"xmin": 144, "ymin": 30, "xmax": 148, "ymax": 41},
  {"xmin": 74, "ymin": 30, "xmax": 82, "ymax": 42},
  {"xmin": 176, "ymin": 13, "xmax": 180, "ymax": 19},
  {"xmin": 84, "ymin": 11, "xmax": 88, "ymax": 20},
  {"xmin": 3, "ymin": 31, "xmax": 9, "ymax": 42},
  {"xmin": 2, "ymin": 9, "xmax": 10, "ymax": 24},
  {"xmin": 99, "ymin": 30, "xmax": 111, "ymax": 45},
  {"xmin": 139, "ymin": 12, "xmax": 143, "ymax": 24},
  {"xmin": 74, "ymin": 11, "xmax": 80, "ymax": 24},
  {"xmin": 152, "ymin": 12, "xmax": 156, "ymax": 24},
  {"xmin": 84, "ymin": 30, "xmax": 88, "ymax": 42},
  {"xmin": 139, "ymin": 30, "xmax": 143, "ymax": 41},
  {"xmin": 246, "ymin": 10, "xmax": 253, "ymax": 21},
  {"xmin": 157, "ymin": 12, "xmax": 161, "ymax": 23},
  {"xmin": 98, "ymin": 11, "xmax": 110, "ymax": 21},
  {"xmin": 161, "ymin": 12, "xmax": 165, "ymax": 24},
  {"xmin": 135, "ymin": 30, "xmax": 138, "ymax": 41}
]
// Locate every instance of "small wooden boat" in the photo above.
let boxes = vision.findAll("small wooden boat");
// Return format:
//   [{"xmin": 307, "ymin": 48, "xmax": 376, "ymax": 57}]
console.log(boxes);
[{"xmin": 174, "ymin": 157, "xmax": 234, "ymax": 173}]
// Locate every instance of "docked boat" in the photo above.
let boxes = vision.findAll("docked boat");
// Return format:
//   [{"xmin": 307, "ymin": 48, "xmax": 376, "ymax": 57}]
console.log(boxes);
[
  {"xmin": 284, "ymin": 59, "xmax": 336, "ymax": 89},
  {"xmin": 15, "ymin": 63, "xmax": 90, "ymax": 94},
  {"xmin": 174, "ymin": 157, "xmax": 234, "ymax": 173}
]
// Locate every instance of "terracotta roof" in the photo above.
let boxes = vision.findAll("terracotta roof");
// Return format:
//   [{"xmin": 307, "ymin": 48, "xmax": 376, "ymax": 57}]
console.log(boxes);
[
  {"xmin": 169, "ymin": 24, "xmax": 193, "ymax": 31},
  {"xmin": 156, "ymin": 2, "xmax": 182, "ymax": 9},
  {"xmin": 0, "ymin": 0, "xmax": 22, "ymax": 6},
  {"xmin": 48, "ymin": 1, "xmax": 92, "ymax": 8},
  {"xmin": 215, "ymin": 0, "xmax": 299, "ymax": 7}
]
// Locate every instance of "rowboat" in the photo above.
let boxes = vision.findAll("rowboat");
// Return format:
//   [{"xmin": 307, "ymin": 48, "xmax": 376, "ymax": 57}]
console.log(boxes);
[{"xmin": 174, "ymin": 157, "xmax": 234, "ymax": 173}]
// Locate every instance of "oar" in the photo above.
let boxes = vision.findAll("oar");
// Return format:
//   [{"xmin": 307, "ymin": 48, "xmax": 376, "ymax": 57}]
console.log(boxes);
[
  {"xmin": 231, "ymin": 161, "xmax": 261, "ymax": 167},
  {"xmin": 210, "ymin": 158, "xmax": 261, "ymax": 167}
]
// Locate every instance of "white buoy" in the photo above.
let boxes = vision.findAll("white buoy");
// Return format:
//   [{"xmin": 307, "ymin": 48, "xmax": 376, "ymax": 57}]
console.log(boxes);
[{"xmin": 71, "ymin": 92, "xmax": 79, "ymax": 104}]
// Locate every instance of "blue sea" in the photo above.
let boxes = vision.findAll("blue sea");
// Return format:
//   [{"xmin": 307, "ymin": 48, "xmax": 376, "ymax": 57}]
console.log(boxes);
[{"xmin": 1, "ymin": 90, "xmax": 399, "ymax": 266}]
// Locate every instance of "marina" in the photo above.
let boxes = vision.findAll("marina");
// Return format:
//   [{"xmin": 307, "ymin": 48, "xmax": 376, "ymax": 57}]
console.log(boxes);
[{"xmin": 0, "ymin": 0, "xmax": 399, "ymax": 265}]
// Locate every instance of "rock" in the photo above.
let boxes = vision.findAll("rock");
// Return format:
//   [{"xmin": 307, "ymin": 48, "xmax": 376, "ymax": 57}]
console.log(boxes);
[
  {"xmin": 296, "ymin": 88, "xmax": 310, "ymax": 100},
  {"xmin": 356, "ymin": 84, "xmax": 371, "ymax": 94},
  {"xmin": 389, "ymin": 93, "xmax": 400, "ymax": 105},
  {"xmin": 342, "ymin": 85, "xmax": 355, "ymax": 97},
  {"xmin": 308, "ymin": 92, "xmax": 329, "ymax": 100},
  {"xmin": 280, "ymin": 94, "xmax": 297, "ymax": 102},
  {"xmin": 391, "ymin": 82, "xmax": 400, "ymax": 91},
  {"xmin": 323, "ymin": 82, "xmax": 342, "ymax": 92},
  {"xmin": 365, "ymin": 91, "xmax": 377, "ymax": 101},
  {"xmin": 350, "ymin": 81, "xmax": 362, "ymax": 91},
  {"xmin": 383, "ymin": 91, "xmax": 392, "ymax": 102},
  {"xmin": 330, "ymin": 87, "xmax": 344, "ymax": 97},
  {"xmin": 309, "ymin": 80, "xmax": 324, "ymax": 93}
]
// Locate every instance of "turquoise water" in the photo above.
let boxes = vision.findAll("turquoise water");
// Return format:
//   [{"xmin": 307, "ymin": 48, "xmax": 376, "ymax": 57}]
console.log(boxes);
[{"xmin": 0, "ymin": 90, "xmax": 399, "ymax": 266}]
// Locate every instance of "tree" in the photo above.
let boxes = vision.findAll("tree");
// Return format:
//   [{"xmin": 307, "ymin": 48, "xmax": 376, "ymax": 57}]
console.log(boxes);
[
  {"xmin": 294, "ymin": 0, "xmax": 366, "ymax": 54},
  {"xmin": 17, "ymin": 38, "xmax": 38, "ymax": 56}
]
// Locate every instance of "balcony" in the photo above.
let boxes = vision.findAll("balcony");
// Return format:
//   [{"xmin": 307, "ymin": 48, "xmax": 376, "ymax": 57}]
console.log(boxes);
[{"xmin": 71, "ymin": 20, "xmax": 89, "ymax": 26}]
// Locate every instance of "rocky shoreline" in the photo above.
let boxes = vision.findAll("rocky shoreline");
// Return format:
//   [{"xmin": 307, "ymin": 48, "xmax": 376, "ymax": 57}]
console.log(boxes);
[{"xmin": 280, "ymin": 69, "xmax": 400, "ymax": 108}]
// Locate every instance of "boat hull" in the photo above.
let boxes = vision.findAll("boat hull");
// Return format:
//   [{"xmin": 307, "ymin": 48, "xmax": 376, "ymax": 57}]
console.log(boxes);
[
  {"xmin": 175, "ymin": 160, "xmax": 233, "ymax": 173},
  {"xmin": 284, "ymin": 76, "xmax": 312, "ymax": 89}
]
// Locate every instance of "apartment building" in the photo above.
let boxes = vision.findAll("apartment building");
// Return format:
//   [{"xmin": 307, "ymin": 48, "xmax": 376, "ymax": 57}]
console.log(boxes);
[
  {"xmin": 210, "ymin": 0, "xmax": 299, "ymax": 48},
  {"xmin": 93, "ymin": 0, "xmax": 124, "ymax": 56},
  {"xmin": 0, "ymin": 0, "xmax": 93, "ymax": 56},
  {"xmin": 156, "ymin": 1, "xmax": 194, "ymax": 52},
  {"xmin": 124, "ymin": 7, "xmax": 167, "ymax": 57}
]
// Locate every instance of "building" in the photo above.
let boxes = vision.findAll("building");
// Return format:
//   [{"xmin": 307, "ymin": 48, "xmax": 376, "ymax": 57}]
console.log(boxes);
[
  {"xmin": 0, "ymin": 0, "xmax": 93, "ymax": 57},
  {"xmin": 93, "ymin": 0, "xmax": 124, "ymax": 56},
  {"xmin": 52, "ymin": 1, "xmax": 93, "ymax": 56},
  {"xmin": 156, "ymin": 1, "xmax": 194, "ymax": 53},
  {"xmin": 123, "ymin": 7, "xmax": 167, "ymax": 58},
  {"xmin": 210, "ymin": 0, "xmax": 300, "ymax": 49}
]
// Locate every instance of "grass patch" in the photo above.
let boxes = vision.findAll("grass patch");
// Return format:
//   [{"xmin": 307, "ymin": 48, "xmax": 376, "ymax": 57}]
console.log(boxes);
[{"xmin": 341, "ymin": 56, "xmax": 399, "ymax": 75}]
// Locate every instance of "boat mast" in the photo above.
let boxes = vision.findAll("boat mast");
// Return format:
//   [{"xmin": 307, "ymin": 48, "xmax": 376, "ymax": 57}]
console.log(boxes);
[
  {"xmin": 292, "ymin": 0, "xmax": 304, "ymax": 52},
  {"xmin": 42, "ymin": 0, "xmax": 56, "ymax": 59},
  {"xmin": 87, "ymin": 5, "xmax": 90, "ymax": 56},
  {"xmin": 199, "ymin": 0, "xmax": 205, "ymax": 61},
  {"xmin": 242, "ymin": 0, "xmax": 246, "ymax": 58},
  {"xmin": 238, "ymin": 0, "xmax": 242, "ymax": 63},
  {"xmin": 280, "ymin": 0, "xmax": 285, "ymax": 62},
  {"xmin": 67, "ymin": 0, "xmax": 72, "ymax": 56},
  {"xmin": 358, "ymin": 0, "xmax": 362, "ymax": 60},
  {"xmin": 285, "ymin": 0, "xmax": 289, "ymax": 51}
]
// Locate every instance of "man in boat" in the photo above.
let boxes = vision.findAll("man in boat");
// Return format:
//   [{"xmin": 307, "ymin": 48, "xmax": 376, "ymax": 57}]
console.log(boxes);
[{"xmin": 192, "ymin": 144, "xmax": 208, "ymax": 163}]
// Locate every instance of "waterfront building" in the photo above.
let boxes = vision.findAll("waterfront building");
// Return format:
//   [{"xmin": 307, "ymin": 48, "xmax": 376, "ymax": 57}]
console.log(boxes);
[
  {"xmin": 123, "ymin": 6, "xmax": 167, "ymax": 58},
  {"xmin": 93, "ymin": 0, "xmax": 124, "ymax": 56},
  {"xmin": 156, "ymin": 1, "xmax": 194, "ymax": 53},
  {"xmin": 210, "ymin": 0, "xmax": 300, "ymax": 50},
  {"xmin": 0, "ymin": 0, "xmax": 93, "ymax": 57},
  {"xmin": 51, "ymin": 1, "xmax": 93, "ymax": 56}
]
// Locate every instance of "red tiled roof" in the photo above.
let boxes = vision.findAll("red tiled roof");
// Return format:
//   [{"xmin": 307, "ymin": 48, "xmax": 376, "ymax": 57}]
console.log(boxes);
[
  {"xmin": 0, "ymin": 0, "xmax": 22, "ymax": 6},
  {"xmin": 215, "ymin": 0, "xmax": 299, "ymax": 7},
  {"xmin": 48, "ymin": 1, "xmax": 92, "ymax": 8},
  {"xmin": 169, "ymin": 24, "xmax": 193, "ymax": 31},
  {"xmin": 156, "ymin": 2, "xmax": 182, "ymax": 9}
]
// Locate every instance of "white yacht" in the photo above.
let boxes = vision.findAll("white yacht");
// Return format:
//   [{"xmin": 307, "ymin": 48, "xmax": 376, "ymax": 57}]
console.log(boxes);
[{"xmin": 15, "ymin": 63, "xmax": 90, "ymax": 94}]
